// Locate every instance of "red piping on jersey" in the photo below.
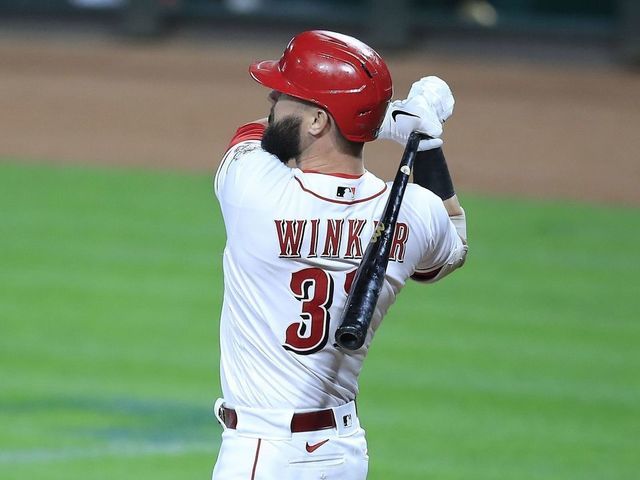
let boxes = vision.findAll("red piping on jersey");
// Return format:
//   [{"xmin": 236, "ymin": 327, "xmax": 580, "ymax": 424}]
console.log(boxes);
[
  {"xmin": 294, "ymin": 177, "xmax": 387, "ymax": 205},
  {"xmin": 302, "ymin": 170, "xmax": 364, "ymax": 179},
  {"xmin": 251, "ymin": 439, "xmax": 262, "ymax": 479},
  {"xmin": 227, "ymin": 123, "xmax": 265, "ymax": 150}
]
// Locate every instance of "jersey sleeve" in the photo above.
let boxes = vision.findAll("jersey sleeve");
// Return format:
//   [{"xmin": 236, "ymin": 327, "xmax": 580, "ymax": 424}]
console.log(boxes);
[{"xmin": 410, "ymin": 187, "xmax": 465, "ymax": 281}]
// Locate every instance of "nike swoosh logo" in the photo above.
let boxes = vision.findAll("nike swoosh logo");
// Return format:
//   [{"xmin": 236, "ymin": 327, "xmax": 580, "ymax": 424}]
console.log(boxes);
[
  {"xmin": 305, "ymin": 439, "xmax": 330, "ymax": 453},
  {"xmin": 391, "ymin": 110, "xmax": 420, "ymax": 122}
]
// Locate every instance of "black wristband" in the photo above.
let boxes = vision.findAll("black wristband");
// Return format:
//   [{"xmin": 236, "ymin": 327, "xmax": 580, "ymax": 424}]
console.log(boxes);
[{"xmin": 413, "ymin": 147, "xmax": 455, "ymax": 200}]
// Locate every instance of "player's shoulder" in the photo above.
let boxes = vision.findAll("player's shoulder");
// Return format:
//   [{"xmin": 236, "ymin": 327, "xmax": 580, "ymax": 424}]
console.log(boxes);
[
  {"xmin": 222, "ymin": 123, "xmax": 267, "ymax": 163},
  {"xmin": 220, "ymin": 122, "xmax": 289, "ymax": 172},
  {"xmin": 220, "ymin": 122, "xmax": 273, "ymax": 165},
  {"xmin": 403, "ymin": 183, "xmax": 446, "ymax": 207},
  {"xmin": 222, "ymin": 139, "xmax": 266, "ymax": 166},
  {"xmin": 396, "ymin": 183, "xmax": 450, "ymax": 230},
  {"xmin": 382, "ymin": 181, "xmax": 440, "ymax": 201},
  {"xmin": 227, "ymin": 122, "xmax": 265, "ymax": 149},
  {"xmin": 215, "ymin": 123, "xmax": 291, "ymax": 199}
]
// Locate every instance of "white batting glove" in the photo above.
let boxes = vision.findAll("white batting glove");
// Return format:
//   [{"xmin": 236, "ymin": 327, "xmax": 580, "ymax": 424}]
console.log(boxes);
[
  {"xmin": 378, "ymin": 76, "xmax": 454, "ymax": 151},
  {"xmin": 408, "ymin": 76, "xmax": 455, "ymax": 124},
  {"xmin": 378, "ymin": 95, "xmax": 444, "ymax": 151}
]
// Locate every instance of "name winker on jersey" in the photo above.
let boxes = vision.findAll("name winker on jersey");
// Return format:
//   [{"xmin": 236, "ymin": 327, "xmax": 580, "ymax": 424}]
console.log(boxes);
[{"xmin": 274, "ymin": 218, "xmax": 410, "ymax": 262}]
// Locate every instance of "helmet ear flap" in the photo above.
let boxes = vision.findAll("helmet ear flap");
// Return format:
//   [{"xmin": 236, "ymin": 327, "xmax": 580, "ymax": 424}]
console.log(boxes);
[{"xmin": 249, "ymin": 30, "xmax": 393, "ymax": 143}]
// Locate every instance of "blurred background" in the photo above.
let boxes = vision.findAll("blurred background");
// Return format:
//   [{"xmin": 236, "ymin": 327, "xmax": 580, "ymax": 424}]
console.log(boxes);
[{"xmin": 1, "ymin": 1, "xmax": 639, "ymax": 479}]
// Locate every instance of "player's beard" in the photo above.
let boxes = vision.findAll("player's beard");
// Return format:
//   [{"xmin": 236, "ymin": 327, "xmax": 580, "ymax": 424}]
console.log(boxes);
[{"xmin": 261, "ymin": 115, "xmax": 302, "ymax": 164}]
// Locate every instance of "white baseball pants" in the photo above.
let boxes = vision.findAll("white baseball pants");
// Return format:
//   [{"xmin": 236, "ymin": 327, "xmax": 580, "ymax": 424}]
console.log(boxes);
[{"xmin": 211, "ymin": 399, "xmax": 369, "ymax": 480}]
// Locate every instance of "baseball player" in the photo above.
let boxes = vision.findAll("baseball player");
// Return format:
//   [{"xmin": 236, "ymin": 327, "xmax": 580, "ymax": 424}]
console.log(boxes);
[{"xmin": 212, "ymin": 30, "xmax": 467, "ymax": 479}]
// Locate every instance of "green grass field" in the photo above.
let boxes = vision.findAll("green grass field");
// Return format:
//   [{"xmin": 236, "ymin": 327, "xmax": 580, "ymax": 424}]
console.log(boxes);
[{"xmin": 1, "ymin": 161, "xmax": 638, "ymax": 480}]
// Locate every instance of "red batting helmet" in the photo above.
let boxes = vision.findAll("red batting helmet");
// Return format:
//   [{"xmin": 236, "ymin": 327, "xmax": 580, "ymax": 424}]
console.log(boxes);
[{"xmin": 249, "ymin": 30, "xmax": 393, "ymax": 143}]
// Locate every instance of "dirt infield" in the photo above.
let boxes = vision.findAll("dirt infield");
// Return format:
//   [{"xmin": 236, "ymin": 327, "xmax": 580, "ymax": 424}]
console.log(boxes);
[{"xmin": 1, "ymin": 35, "xmax": 638, "ymax": 205}]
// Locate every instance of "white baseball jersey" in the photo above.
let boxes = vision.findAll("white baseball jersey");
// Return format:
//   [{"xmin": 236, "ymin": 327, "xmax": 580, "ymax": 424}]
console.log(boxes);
[{"xmin": 214, "ymin": 123, "xmax": 463, "ymax": 411}]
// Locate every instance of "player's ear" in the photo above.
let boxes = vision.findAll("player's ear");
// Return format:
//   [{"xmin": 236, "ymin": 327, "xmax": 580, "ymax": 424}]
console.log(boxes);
[{"xmin": 308, "ymin": 108, "xmax": 330, "ymax": 137}]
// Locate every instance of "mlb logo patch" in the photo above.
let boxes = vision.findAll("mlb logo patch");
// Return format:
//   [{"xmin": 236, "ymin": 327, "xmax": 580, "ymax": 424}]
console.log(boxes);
[
  {"xmin": 343, "ymin": 414, "xmax": 352, "ymax": 427},
  {"xmin": 336, "ymin": 186, "xmax": 356, "ymax": 199}
]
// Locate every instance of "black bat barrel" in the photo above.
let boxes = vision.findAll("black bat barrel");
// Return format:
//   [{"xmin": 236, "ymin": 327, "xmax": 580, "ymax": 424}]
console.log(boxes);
[{"xmin": 335, "ymin": 131, "xmax": 429, "ymax": 351}]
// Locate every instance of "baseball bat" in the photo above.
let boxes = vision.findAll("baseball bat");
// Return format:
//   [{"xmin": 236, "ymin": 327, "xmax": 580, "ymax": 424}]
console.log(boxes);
[{"xmin": 335, "ymin": 131, "xmax": 431, "ymax": 351}]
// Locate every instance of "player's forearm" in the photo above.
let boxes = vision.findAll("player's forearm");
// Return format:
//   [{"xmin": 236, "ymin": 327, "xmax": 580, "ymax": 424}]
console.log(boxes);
[
  {"xmin": 443, "ymin": 194, "xmax": 464, "ymax": 216},
  {"xmin": 414, "ymin": 148, "xmax": 466, "ymax": 241},
  {"xmin": 413, "ymin": 147, "xmax": 463, "ymax": 215},
  {"xmin": 446, "ymin": 196, "xmax": 467, "ymax": 244},
  {"xmin": 413, "ymin": 147, "xmax": 454, "ymax": 201}
]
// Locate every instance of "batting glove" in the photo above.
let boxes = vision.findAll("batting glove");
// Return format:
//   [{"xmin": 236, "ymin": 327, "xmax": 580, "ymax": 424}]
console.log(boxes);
[
  {"xmin": 378, "ymin": 95, "xmax": 444, "ymax": 151},
  {"xmin": 408, "ymin": 76, "xmax": 455, "ymax": 124},
  {"xmin": 378, "ymin": 76, "xmax": 455, "ymax": 151}
]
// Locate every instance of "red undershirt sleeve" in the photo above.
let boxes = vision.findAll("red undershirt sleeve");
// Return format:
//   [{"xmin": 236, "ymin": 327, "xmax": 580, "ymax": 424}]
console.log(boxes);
[{"xmin": 227, "ymin": 123, "xmax": 266, "ymax": 150}]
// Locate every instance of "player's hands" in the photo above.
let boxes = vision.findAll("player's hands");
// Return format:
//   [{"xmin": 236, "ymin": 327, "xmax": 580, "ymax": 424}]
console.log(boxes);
[
  {"xmin": 378, "ymin": 96, "xmax": 443, "ymax": 151},
  {"xmin": 378, "ymin": 76, "xmax": 454, "ymax": 152},
  {"xmin": 408, "ymin": 76, "xmax": 454, "ymax": 124}
]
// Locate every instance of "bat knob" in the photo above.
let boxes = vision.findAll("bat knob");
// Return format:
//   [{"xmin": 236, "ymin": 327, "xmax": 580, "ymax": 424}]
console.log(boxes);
[{"xmin": 335, "ymin": 325, "xmax": 366, "ymax": 351}]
